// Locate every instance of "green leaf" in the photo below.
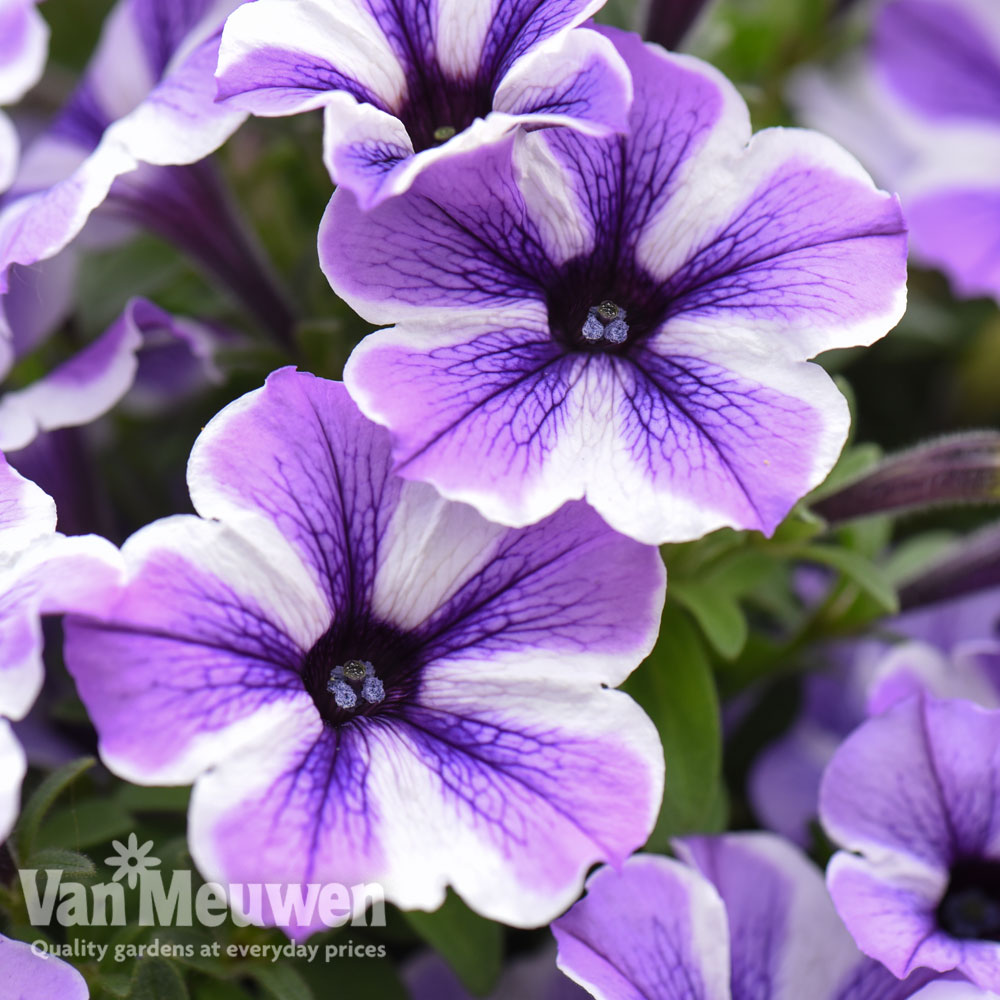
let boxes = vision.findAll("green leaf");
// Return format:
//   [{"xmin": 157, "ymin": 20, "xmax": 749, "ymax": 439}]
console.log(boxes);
[
  {"xmin": 99, "ymin": 972, "xmax": 134, "ymax": 999},
  {"xmin": 191, "ymin": 982, "xmax": 255, "ymax": 1000},
  {"xmin": 623, "ymin": 605, "xmax": 722, "ymax": 846},
  {"xmin": 25, "ymin": 848, "xmax": 97, "ymax": 881},
  {"xmin": 15, "ymin": 757, "xmax": 96, "ymax": 861},
  {"xmin": 39, "ymin": 799, "xmax": 136, "ymax": 851},
  {"xmin": 670, "ymin": 581, "xmax": 747, "ymax": 659},
  {"xmin": 403, "ymin": 891, "xmax": 502, "ymax": 996},
  {"xmin": 129, "ymin": 958, "xmax": 189, "ymax": 1000},
  {"xmin": 116, "ymin": 786, "xmax": 191, "ymax": 814},
  {"xmin": 252, "ymin": 965, "xmax": 314, "ymax": 1000},
  {"xmin": 796, "ymin": 545, "xmax": 899, "ymax": 614}
]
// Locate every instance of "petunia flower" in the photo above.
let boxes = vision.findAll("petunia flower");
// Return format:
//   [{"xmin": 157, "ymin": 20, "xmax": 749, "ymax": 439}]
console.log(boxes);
[
  {"xmin": 0, "ymin": 296, "xmax": 220, "ymax": 454},
  {"xmin": 0, "ymin": 0, "xmax": 47, "ymax": 193},
  {"xmin": 215, "ymin": 0, "xmax": 633, "ymax": 209},
  {"xmin": 63, "ymin": 369, "xmax": 665, "ymax": 935},
  {"xmin": 791, "ymin": 0, "xmax": 1000, "ymax": 303},
  {"xmin": 750, "ymin": 585, "xmax": 1000, "ymax": 846},
  {"xmin": 551, "ymin": 831, "xmax": 942, "ymax": 1000},
  {"xmin": 822, "ymin": 694, "xmax": 1000, "ymax": 992},
  {"xmin": 0, "ymin": 933, "xmax": 89, "ymax": 999},
  {"xmin": 0, "ymin": 454, "xmax": 121, "ymax": 840},
  {"xmin": 0, "ymin": 0, "xmax": 294, "ymax": 343},
  {"xmin": 321, "ymin": 27, "xmax": 908, "ymax": 545}
]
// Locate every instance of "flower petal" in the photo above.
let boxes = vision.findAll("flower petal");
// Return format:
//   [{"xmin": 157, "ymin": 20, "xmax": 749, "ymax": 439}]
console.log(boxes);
[
  {"xmin": 64, "ymin": 515, "xmax": 327, "ymax": 784},
  {"xmin": 191, "ymin": 679, "xmax": 662, "ymax": 934},
  {"xmin": 0, "ymin": 0, "xmax": 48, "ymax": 106},
  {"xmin": 0, "ymin": 298, "xmax": 200, "ymax": 452},
  {"xmin": 677, "ymin": 833, "xmax": 861, "ymax": 1000},
  {"xmin": 0, "ymin": 720, "xmax": 26, "ymax": 842},
  {"xmin": 216, "ymin": 0, "xmax": 406, "ymax": 116},
  {"xmin": 188, "ymin": 369, "xmax": 405, "ymax": 620},
  {"xmin": 551, "ymin": 854, "xmax": 730, "ymax": 1000},
  {"xmin": 493, "ymin": 27, "xmax": 632, "ymax": 138},
  {"xmin": 0, "ymin": 532, "xmax": 123, "ymax": 721},
  {"xmin": 346, "ymin": 316, "xmax": 850, "ymax": 542},
  {"xmin": 822, "ymin": 695, "xmax": 1000, "ymax": 986},
  {"xmin": 873, "ymin": 0, "xmax": 1000, "ymax": 126},
  {"xmin": 0, "ymin": 932, "xmax": 89, "ymax": 1000},
  {"xmin": 0, "ymin": 7, "xmax": 245, "ymax": 281},
  {"xmin": 0, "ymin": 452, "xmax": 55, "ymax": 556}
]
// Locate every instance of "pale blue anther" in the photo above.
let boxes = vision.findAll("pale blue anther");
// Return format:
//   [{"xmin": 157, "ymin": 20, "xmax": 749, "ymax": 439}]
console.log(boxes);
[
  {"xmin": 327, "ymin": 660, "xmax": 384, "ymax": 710},
  {"xmin": 581, "ymin": 302, "xmax": 629, "ymax": 344},
  {"xmin": 329, "ymin": 676, "xmax": 358, "ymax": 710},
  {"xmin": 582, "ymin": 312, "xmax": 604, "ymax": 341},
  {"xmin": 362, "ymin": 673, "xmax": 385, "ymax": 705},
  {"xmin": 604, "ymin": 318, "xmax": 629, "ymax": 344}
]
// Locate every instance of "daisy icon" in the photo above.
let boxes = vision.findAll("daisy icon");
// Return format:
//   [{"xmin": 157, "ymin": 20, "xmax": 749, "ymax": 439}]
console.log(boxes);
[{"xmin": 105, "ymin": 834, "xmax": 160, "ymax": 890}]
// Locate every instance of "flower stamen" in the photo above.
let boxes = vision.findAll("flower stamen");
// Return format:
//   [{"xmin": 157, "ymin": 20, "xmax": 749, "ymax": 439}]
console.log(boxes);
[
  {"xmin": 582, "ymin": 301, "xmax": 629, "ymax": 345},
  {"xmin": 327, "ymin": 660, "xmax": 385, "ymax": 711}
]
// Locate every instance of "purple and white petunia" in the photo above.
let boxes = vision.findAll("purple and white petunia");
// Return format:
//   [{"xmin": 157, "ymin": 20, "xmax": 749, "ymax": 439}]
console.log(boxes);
[
  {"xmin": 0, "ymin": 0, "xmax": 47, "ymax": 193},
  {"xmin": 0, "ymin": 296, "xmax": 220, "ymax": 454},
  {"xmin": 551, "ymin": 831, "xmax": 940, "ymax": 1000},
  {"xmin": 0, "ymin": 0, "xmax": 294, "ymax": 341},
  {"xmin": 792, "ymin": 0, "xmax": 1000, "ymax": 302},
  {"xmin": 0, "ymin": 454, "xmax": 121, "ymax": 840},
  {"xmin": 215, "ymin": 0, "xmax": 633, "ymax": 208},
  {"xmin": 322, "ymin": 28, "xmax": 908, "ymax": 545},
  {"xmin": 750, "ymin": 585, "xmax": 1000, "ymax": 846},
  {"xmin": 63, "ymin": 369, "xmax": 666, "ymax": 934},
  {"xmin": 0, "ymin": 933, "xmax": 89, "ymax": 999},
  {"xmin": 822, "ymin": 694, "xmax": 1000, "ymax": 992}
]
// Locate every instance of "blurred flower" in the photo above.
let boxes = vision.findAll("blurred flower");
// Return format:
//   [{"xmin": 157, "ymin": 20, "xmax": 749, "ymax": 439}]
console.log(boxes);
[
  {"xmin": 0, "ymin": 0, "xmax": 47, "ymax": 193},
  {"xmin": 64, "ymin": 370, "xmax": 665, "ymax": 935},
  {"xmin": 0, "ymin": 296, "xmax": 220, "ymax": 454},
  {"xmin": 216, "ymin": 0, "xmax": 633, "ymax": 209},
  {"xmin": 0, "ymin": 454, "xmax": 121, "ymax": 840},
  {"xmin": 791, "ymin": 0, "xmax": 1000, "ymax": 303},
  {"xmin": 0, "ymin": 0, "xmax": 294, "ymax": 343},
  {"xmin": 822, "ymin": 694, "xmax": 1000, "ymax": 991},
  {"xmin": 0, "ymin": 933, "xmax": 89, "ymax": 1000},
  {"xmin": 551, "ymin": 831, "xmax": 939, "ymax": 999},
  {"xmin": 749, "ymin": 585, "xmax": 1000, "ymax": 846},
  {"xmin": 322, "ymin": 28, "xmax": 907, "ymax": 545}
]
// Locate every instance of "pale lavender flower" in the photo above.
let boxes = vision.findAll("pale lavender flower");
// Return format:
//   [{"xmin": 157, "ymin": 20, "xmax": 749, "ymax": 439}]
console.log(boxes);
[
  {"xmin": 215, "ymin": 0, "xmax": 633, "ymax": 208},
  {"xmin": 0, "ymin": 454, "xmax": 121, "ymax": 840},
  {"xmin": 0, "ymin": 933, "xmax": 89, "ymax": 999},
  {"xmin": 822, "ymin": 695, "xmax": 1000, "ymax": 992},
  {"xmin": 0, "ymin": 296, "xmax": 219, "ymax": 454},
  {"xmin": 322, "ymin": 28, "xmax": 907, "ymax": 545},
  {"xmin": 63, "ymin": 370, "xmax": 665, "ymax": 935},
  {"xmin": 0, "ymin": 0, "xmax": 294, "ymax": 342},
  {"xmin": 792, "ymin": 0, "xmax": 1000, "ymax": 302},
  {"xmin": 551, "ymin": 831, "xmax": 940, "ymax": 999},
  {"xmin": 750, "ymin": 586, "xmax": 1000, "ymax": 846},
  {"xmin": 0, "ymin": 0, "xmax": 47, "ymax": 193}
]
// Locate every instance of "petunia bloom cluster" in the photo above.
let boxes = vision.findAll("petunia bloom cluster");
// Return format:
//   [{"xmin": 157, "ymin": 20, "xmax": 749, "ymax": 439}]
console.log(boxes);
[{"xmin": 0, "ymin": 0, "xmax": 948, "ymax": 991}]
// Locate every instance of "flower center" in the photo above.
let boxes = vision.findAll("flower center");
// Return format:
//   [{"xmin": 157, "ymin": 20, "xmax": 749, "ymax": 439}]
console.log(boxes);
[
  {"xmin": 326, "ymin": 659, "xmax": 386, "ymax": 711},
  {"xmin": 543, "ymin": 255, "xmax": 670, "ymax": 352},
  {"xmin": 937, "ymin": 858, "xmax": 1000, "ymax": 941},
  {"xmin": 582, "ymin": 301, "xmax": 629, "ymax": 344},
  {"xmin": 301, "ymin": 619, "xmax": 422, "ymax": 726},
  {"xmin": 396, "ymin": 69, "xmax": 494, "ymax": 152}
]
